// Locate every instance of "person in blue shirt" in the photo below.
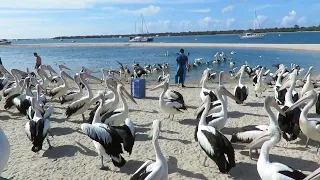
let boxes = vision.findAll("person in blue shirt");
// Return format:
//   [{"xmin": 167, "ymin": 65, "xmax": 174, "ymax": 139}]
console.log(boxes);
[{"xmin": 175, "ymin": 49, "xmax": 189, "ymax": 87}]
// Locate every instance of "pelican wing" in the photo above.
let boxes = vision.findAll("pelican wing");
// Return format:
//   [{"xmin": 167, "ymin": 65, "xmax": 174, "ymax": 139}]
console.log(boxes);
[
  {"xmin": 49, "ymin": 86, "xmax": 62, "ymax": 97},
  {"xmin": 43, "ymin": 119, "xmax": 50, "ymax": 136},
  {"xmin": 113, "ymin": 125, "xmax": 135, "ymax": 154},
  {"xmin": 130, "ymin": 160, "xmax": 153, "ymax": 180},
  {"xmin": 143, "ymin": 164, "xmax": 163, "ymax": 180},
  {"xmin": 165, "ymin": 100, "xmax": 186, "ymax": 110},
  {"xmin": 101, "ymin": 111, "xmax": 121, "ymax": 123},
  {"xmin": 25, "ymin": 121, "xmax": 32, "ymax": 141},
  {"xmin": 66, "ymin": 99, "xmax": 86, "ymax": 117},
  {"xmin": 273, "ymin": 162, "xmax": 306, "ymax": 179},
  {"xmin": 80, "ymin": 123, "xmax": 112, "ymax": 145}
]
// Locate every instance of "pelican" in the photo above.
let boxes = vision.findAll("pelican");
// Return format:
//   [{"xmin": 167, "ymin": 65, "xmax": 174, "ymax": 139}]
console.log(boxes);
[
  {"xmin": 196, "ymin": 94, "xmax": 235, "ymax": 173},
  {"xmin": 285, "ymin": 90, "xmax": 320, "ymax": 150},
  {"xmin": 274, "ymin": 67, "xmax": 287, "ymax": 105},
  {"xmin": 0, "ymin": 127, "xmax": 10, "ymax": 176},
  {"xmin": 254, "ymin": 68, "xmax": 267, "ymax": 97},
  {"xmin": 60, "ymin": 73, "xmax": 84, "ymax": 104},
  {"xmin": 234, "ymin": 65, "xmax": 248, "ymax": 103},
  {"xmin": 81, "ymin": 92, "xmax": 135, "ymax": 170},
  {"xmin": 278, "ymin": 69, "xmax": 301, "ymax": 141},
  {"xmin": 300, "ymin": 66, "xmax": 314, "ymax": 97},
  {"xmin": 231, "ymin": 125, "xmax": 268, "ymax": 144},
  {"xmin": 4, "ymin": 77, "xmax": 32, "ymax": 115},
  {"xmin": 3, "ymin": 69, "xmax": 25, "ymax": 98},
  {"xmin": 102, "ymin": 84, "xmax": 137, "ymax": 126},
  {"xmin": 194, "ymin": 82, "xmax": 242, "ymax": 141},
  {"xmin": 199, "ymin": 69, "xmax": 218, "ymax": 103},
  {"xmin": 150, "ymin": 80, "xmax": 187, "ymax": 121},
  {"xmin": 46, "ymin": 65, "xmax": 71, "ymax": 86},
  {"xmin": 130, "ymin": 119, "xmax": 168, "ymax": 180},
  {"xmin": 36, "ymin": 67, "xmax": 51, "ymax": 89},
  {"xmin": 65, "ymin": 72, "xmax": 102, "ymax": 121},
  {"xmin": 49, "ymin": 70, "xmax": 74, "ymax": 100},
  {"xmin": 25, "ymin": 97, "xmax": 53, "ymax": 152},
  {"xmin": 26, "ymin": 84, "xmax": 54, "ymax": 120},
  {"xmin": 244, "ymin": 96, "xmax": 286, "ymax": 159},
  {"xmin": 257, "ymin": 101, "xmax": 306, "ymax": 179}
]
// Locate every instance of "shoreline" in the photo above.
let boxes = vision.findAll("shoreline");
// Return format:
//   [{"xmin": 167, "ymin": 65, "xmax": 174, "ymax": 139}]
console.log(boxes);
[{"xmin": 2, "ymin": 43, "xmax": 320, "ymax": 51}]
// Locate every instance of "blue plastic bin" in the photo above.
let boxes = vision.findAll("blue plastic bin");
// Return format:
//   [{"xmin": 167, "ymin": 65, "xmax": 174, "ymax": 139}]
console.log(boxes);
[{"xmin": 131, "ymin": 78, "xmax": 146, "ymax": 99}]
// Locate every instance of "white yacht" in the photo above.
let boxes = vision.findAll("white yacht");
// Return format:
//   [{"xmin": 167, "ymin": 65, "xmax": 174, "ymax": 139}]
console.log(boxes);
[
  {"xmin": 0, "ymin": 39, "xmax": 11, "ymax": 45},
  {"xmin": 240, "ymin": 9, "xmax": 266, "ymax": 39},
  {"xmin": 129, "ymin": 14, "xmax": 153, "ymax": 42}
]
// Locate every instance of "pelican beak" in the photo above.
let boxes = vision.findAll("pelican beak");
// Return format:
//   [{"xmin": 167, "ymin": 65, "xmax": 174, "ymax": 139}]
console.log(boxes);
[
  {"xmin": 47, "ymin": 65, "xmax": 57, "ymax": 74},
  {"xmin": 284, "ymin": 93, "xmax": 313, "ymax": 113},
  {"xmin": 273, "ymin": 68, "xmax": 281, "ymax": 76},
  {"xmin": 234, "ymin": 66, "xmax": 243, "ymax": 78},
  {"xmin": 222, "ymin": 86, "xmax": 242, "ymax": 104},
  {"xmin": 304, "ymin": 167, "xmax": 320, "ymax": 180},
  {"xmin": 272, "ymin": 101, "xmax": 286, "ymax": 116},
  {"xmin": 302, "ymin": 66, "xmax": 313, "ymax": 82},
  {"xmin": 195, "ymin": 102, "xmax": 205, "ymax": 116},
  {"xmin": 112, "ymin": 77, "xmax": 125, "ymax": 87},
  {"xmin": 120, "ymin": 86, "xmax": 137, "ymax": 104},
  {"xmin": 246, "ymin": 133, "xmax": 270, "ymax": 149},
  {"xmin": 150, "ymin": 83, "xmax": 163, "ymax": 91},
  {"xmin": 278, "ymin": 77, "xmax": 291, "ymax": 91},
  {"xmin": 60, "ymin": 64, "xmax": 71, "ymax": 71},
  {"xmin": 85, "ymin": 73, "xmax": 103, "ymax": 83},
  {"xmin": 199, "ymin": 73, "xmax": 205, "ymax": 87},
  {"xmin": 63, "ymin": 71, "xmax": 74, "ymax": 81}
]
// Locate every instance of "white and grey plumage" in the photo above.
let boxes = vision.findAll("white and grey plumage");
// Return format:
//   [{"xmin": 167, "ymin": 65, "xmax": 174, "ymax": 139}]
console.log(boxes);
[
  {"xmin": 49, "ymin": 70, "xmax": 73, "ymax": 100},
  {"xmin": 81, "ymin": 92, "xmax": 135, "ymax": 169},
  {"xmin": 234, "ymin": 65, "xmax": 248, "ymax": 104},
  {"xmin": 257, "ymin": 97, "xmax": 306, "ymax": 180},
  {"xmin": 197, "ymin": 94, "xmax": 235, "ymax": 173},
  {"xmin": 65, "ymin": 72, "xmax": 102, "ymax": 121},
  {"xmin": 0, "ymin": 127, "xmax": 10, "ymax": 176},
  {"xmin": 130, "ymin": 120, "xmax": 168, "ymax": 180},
  {"xmin": 25, "ymin": 97, "xmax": 53, "ymax": 152},
  {"xmin": 60, "ymin": 73, "xmax": 84, "ymax": 104},
  {"xmin": 199, "ymin": 69, "xmax": 218, "ymax": 103},
  {"xmin": 150, "ymin": 80, "xmax": 187, "ymax": 121}
]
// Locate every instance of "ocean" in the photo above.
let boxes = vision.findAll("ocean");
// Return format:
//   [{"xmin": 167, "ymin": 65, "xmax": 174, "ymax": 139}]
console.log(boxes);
[{"xmin": 1, "ymin": 32, "xmax": 319, "ymax": 83}]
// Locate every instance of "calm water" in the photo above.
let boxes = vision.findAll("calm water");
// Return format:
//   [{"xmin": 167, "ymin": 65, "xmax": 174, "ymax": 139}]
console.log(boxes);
[
  {"xmin": 1, "ymin": 45, "xmax": 319, "ymax": 83},
  {"xmin": 11, "ymin": 32, "xmax": 320, "ymax": 45}
]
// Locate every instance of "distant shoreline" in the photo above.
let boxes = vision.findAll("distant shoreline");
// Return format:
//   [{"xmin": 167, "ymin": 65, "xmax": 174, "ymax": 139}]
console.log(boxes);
[{"xmin": 2, "ymin": 43, "xmax": 320, "ymax": 52}]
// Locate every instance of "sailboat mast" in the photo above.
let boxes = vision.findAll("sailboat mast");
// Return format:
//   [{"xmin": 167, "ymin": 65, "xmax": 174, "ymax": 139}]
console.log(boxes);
[
  {"xmin": 254, "ymin": 9, "xmax": 256, "ymax": 32},
  {"xmin": 141, "ymin": 13, "xmax": 143, "ymax": 34},
  {"xmin": 135, "ymin": 21, "xmax": 136, "ymax": 35}
]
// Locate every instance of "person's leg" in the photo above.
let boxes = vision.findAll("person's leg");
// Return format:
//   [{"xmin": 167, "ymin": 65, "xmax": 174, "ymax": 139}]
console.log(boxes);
[
  {"xmin": 181, "ymin": 67, "xmax": 187, "ymax": 87},
  {"xmin": 175, "ymin": 65, "xmax": 180, "ymax": 84}
]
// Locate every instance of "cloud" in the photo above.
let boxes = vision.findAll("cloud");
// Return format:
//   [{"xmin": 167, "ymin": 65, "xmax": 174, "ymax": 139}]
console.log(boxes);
[
  {"xmin": 226, "ymin": 18, "xmax": 236, "ymax": 28},
  {"xmin": 221, "ymin": 5, "xmax": 234, "ymax": 14},
  {"xmin": 188, "ymin": 8, "xmax": 210, "ymax": 13},
  {"xmin": 102, "ymin": 6, "xmax": 115, "ymax": 10},
  {"xmin": 121, "ymin": 5, "xmax": 161, "ymax": 15},
  {"xmin": 199, "ymin": 17, "xmax": 223, "ymax": 28},
  {"xmin": 0, "ymin": 9, "xmax": 72, "ymax": 14},
  {"xmin": 281, "ymin": 10, "xmax": 306, "ymax": 26}
]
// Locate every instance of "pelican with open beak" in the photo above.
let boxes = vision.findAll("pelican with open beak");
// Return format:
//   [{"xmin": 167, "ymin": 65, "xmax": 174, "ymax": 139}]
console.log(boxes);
[
  {"xmin": 151, "ymin": 79, "xmax": 187, "ymax": 121},
  {"xmin": 246, "ymin": 96, "xmax": 286, "ymax": 159},
  {"xmin": 199, "ymin": 69, "xmax": 218, "ymax": 103}
]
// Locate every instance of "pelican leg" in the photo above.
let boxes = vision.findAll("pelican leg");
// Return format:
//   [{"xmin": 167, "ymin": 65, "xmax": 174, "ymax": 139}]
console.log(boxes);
[
  {"xmin": 305, "ymin": 138, "xmax": 310, "ymax": 148},
  {"xmin": 255, "ymin": 94, "xmax": 258, "ymax": 97},
  {"xmin": 249, "ymin": 149, "xmax": 252, "ymax": 159},
  {"xmin": 171, "ymin": 115, "xmax": 174, "ymax": 121},
  {"xmin": 99, "ymin": 156, "xmax": 108, "ymax": 170},
  {"xmin": 47, "ymin": 138, "xmax": 53, "ymax": 149},
  {"xmin": 82, "ymin": 114, "xmax": 86, "ymax": 121},
  {"xmin": 317, "ymin": 143, "xmax": 320, "ymax": 153},
  {"xmin": 202, "ymin": 156, "xmax": 208, "ymax": 167},
  {"xmin": 255, "ymin": 149, "xmax": 258, "ymax": 154}
]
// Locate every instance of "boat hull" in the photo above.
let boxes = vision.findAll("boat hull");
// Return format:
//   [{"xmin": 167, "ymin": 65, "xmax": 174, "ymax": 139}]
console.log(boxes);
[{"xmin": 240, "ymin": 34, "xmax": 265, "ymax": 39}]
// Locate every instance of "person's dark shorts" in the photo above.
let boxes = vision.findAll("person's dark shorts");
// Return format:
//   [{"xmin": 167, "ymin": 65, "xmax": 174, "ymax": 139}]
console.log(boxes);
[{"xmin": 35, "ymin": 64, "xmax": 41, "ymax": 69}]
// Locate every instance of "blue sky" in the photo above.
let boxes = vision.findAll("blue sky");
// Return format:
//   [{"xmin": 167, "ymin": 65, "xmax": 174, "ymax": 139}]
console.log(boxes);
[{"xmin": 0, "ymin": 0, "xmax": 319, "ymax": 39}]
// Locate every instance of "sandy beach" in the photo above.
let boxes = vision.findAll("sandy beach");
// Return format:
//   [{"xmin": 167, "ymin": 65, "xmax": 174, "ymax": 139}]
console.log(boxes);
[
  {"xmin": 1, "ymin": 80, "xmax": 319, "ymax": 180},
  {"xmin": 3, "ymin": 43, "xmax": 320, "ymax": 52}
]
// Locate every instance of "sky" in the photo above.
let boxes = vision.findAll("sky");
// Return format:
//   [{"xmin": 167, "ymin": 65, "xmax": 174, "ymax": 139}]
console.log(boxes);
[{"xmin": 0, "ymin": 0, "xmax": 319, "ymax": 39}]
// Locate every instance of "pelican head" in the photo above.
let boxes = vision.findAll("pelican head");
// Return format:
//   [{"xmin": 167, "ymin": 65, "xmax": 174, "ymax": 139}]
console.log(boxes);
[
  {"xmin": 80, "ymin": 72, "xmax": 102, "ymax": 84},
  {"xmin": 117, "ymin": 84, "xmax": 137, "ymax": 104},
  {"xmin": 234, "ymin": 65, "xmax": 246, "ymax": 78},
  {"xmin": 265, "ymin": 96, "xmax": 286, "ymax": 116},
  {"xmin": 199, "ymin": 69, "xmax": 210, "ymax": 86},
  {"xmin": 217, "ymin": 85, "xmax": 242, "ymax": 104},
  {"xmin": 279, "ymin": 69, "xmax": 298, "ymax": 91},
  {"xmin": 150, "ymin": 79, "xmax": 169, "ymax": 91},
  {"xmin": 285, "ymin": 90, "xmax": 317, "ymax": 113},
  {"xmin": 60, "ymin": 70, "xmax": 74, "ymax": 81},
  {"xmin": 302, "ymin": 66, "xmax": 313, "ymax": 82}
]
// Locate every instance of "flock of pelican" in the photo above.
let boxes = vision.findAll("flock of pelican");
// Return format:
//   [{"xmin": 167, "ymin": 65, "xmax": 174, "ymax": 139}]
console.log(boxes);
[{"xmin": 0, "ymin": 60, "xmax": 320, "ymax": 179}]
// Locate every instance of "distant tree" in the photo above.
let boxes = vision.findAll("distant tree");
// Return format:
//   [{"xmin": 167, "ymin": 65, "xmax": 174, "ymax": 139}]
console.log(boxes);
[{"xmin": 294, "ymin": 24, "xmax": 300, "ymax": 29}]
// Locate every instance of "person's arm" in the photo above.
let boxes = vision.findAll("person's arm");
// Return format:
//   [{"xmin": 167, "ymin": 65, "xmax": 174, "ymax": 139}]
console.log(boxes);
[
  {"xmin": 176, "ymin": 56, "xmax": 179, "ymax": 66},
  {"xmin": 186, "ymin": 56, "xmax": 189, "ymax": 69}
]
